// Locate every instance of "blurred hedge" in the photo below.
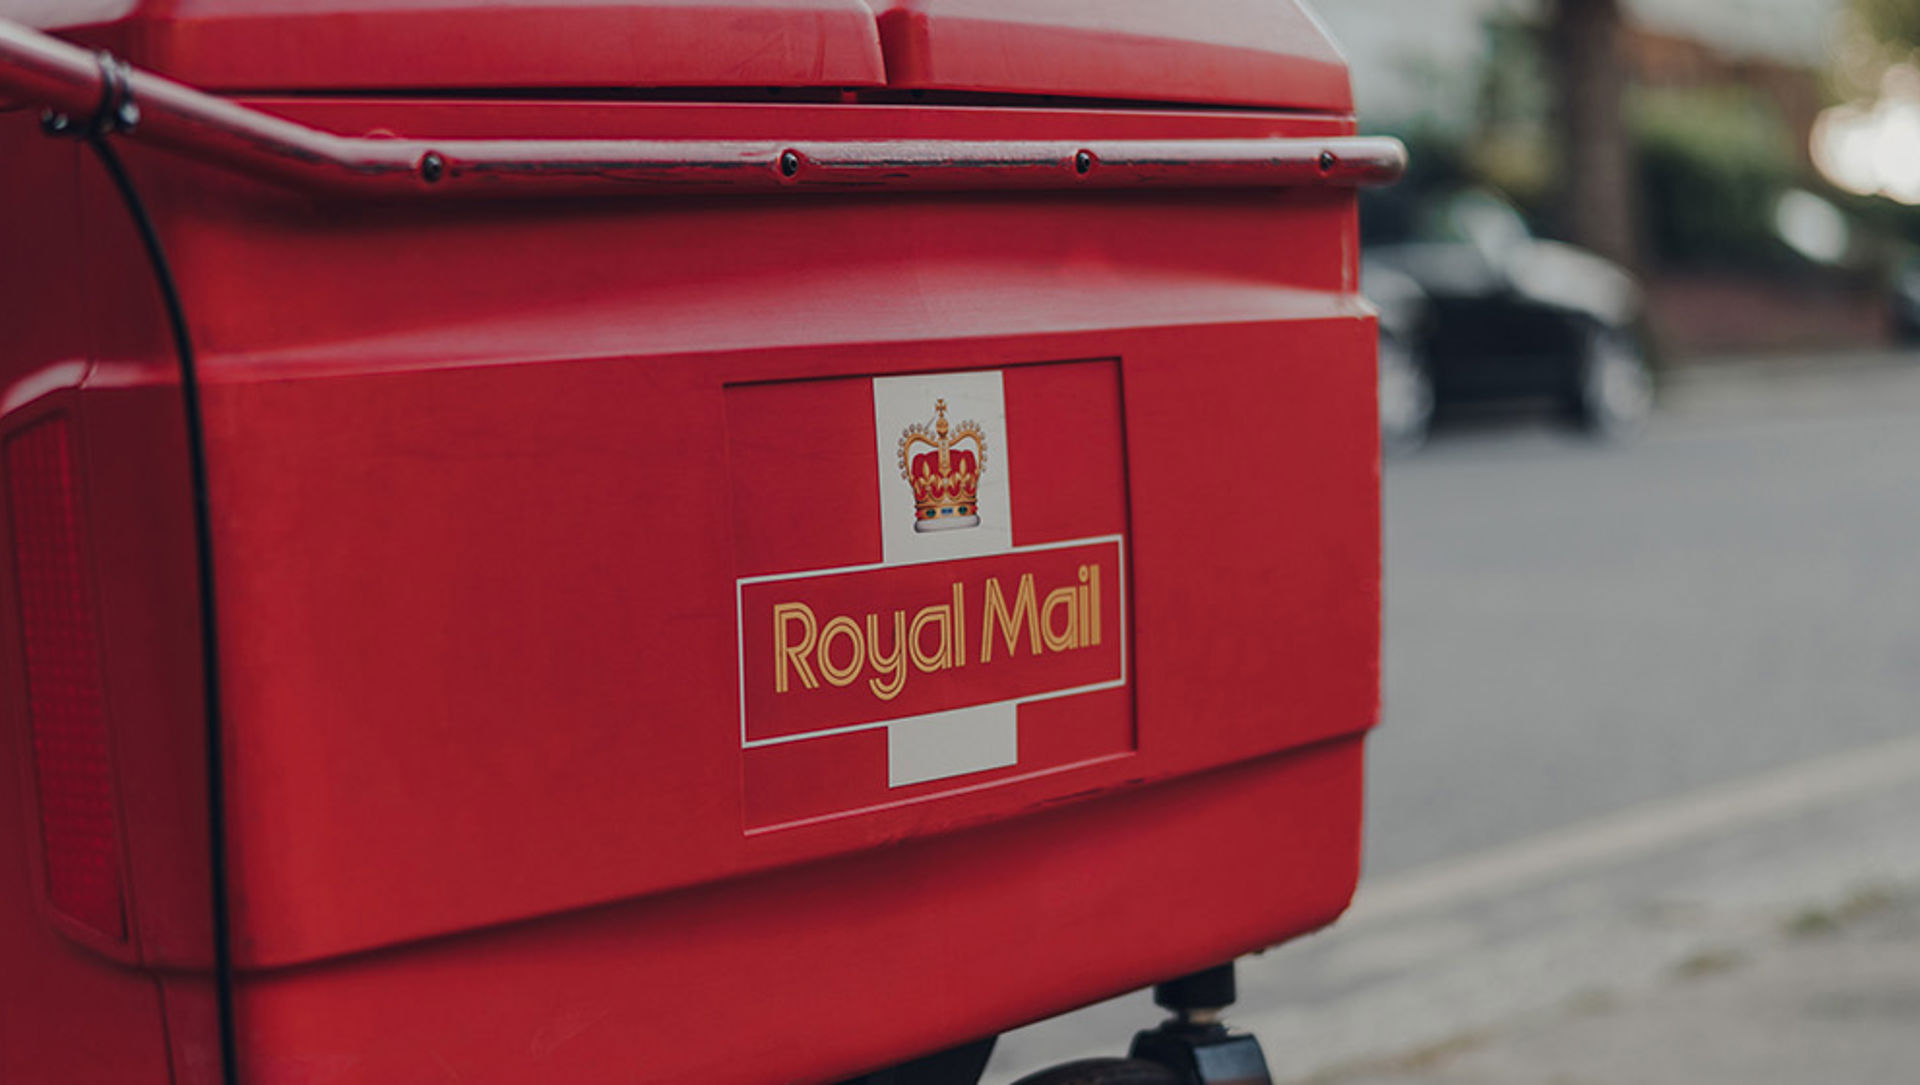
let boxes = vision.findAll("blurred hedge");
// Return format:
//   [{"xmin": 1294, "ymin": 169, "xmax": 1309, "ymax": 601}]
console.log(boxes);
[{"xmin": 1632, "ymin": 86, "xmax": 1800, "ymax": 268}]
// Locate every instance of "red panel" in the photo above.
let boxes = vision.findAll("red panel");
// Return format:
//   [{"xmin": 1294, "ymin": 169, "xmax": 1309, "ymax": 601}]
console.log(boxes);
[
  {"xmin": 233, "ymin": 739, "xmax": 1363, "ymax": 1085},
  {"xmin": 0, "ymin": 700, "xmax": 176, "ymax": 1083},
  {"xmin": 874, "ymin": 0, "xmax": 1352, "ymax": 111},
  {"xmin": 1124, "ymin": 317, "xmax": 1380, "ymax": 768},
  {"xmin": 728, "ymin": 376, "xmax": 882, "ymax": 579},
  {"xmin": 72, "ymin": 388, "xmax": 216, "ymax": 968},
  {"xmin": 1005, "ymin": 360, "xmax": 1129, "ymax": 548},
  {"xmin": 741, "ymin": 691, "xmax": 1133, "ymax": 829},
  {"xmin": 34, "ymin": 0, "xmax": 887, "ymax": 92},
  {"xmin": 159, "ymin": 976, "xmax": 227, "ymax": 1085},
  {"xmin": 1018, "ymin": 685, "xmax": 1133, "ymax": 766},
  {"xmin": 0, "ymin": 113, "xmax": 186, "ymax": 1084},
  {"xmin": 131, "ymin": 100, "xmax": 1375, "ymax": 974},
  {"xmin": 742, "ymin": 724, "xmax": 889, "ymax": 829},
  {"xmin": 4, "ymin": 415, "xmax": 126, "ymax": 942}
]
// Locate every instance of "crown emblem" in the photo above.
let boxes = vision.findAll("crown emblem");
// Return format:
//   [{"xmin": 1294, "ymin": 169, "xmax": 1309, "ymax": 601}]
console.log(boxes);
[{"xmin": 898, "ymin": 398, "xmax": 987, "ymax": 532}]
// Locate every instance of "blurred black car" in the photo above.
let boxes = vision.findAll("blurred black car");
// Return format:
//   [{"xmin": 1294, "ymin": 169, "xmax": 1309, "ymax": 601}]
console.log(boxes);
[
  {"xmin": 1891, "ymin": 253, "xmax": 1920, "ymax": 343},
  {"xmin": 1365, "ymin": 189, "xmax": 1654, "ymax": 453}
]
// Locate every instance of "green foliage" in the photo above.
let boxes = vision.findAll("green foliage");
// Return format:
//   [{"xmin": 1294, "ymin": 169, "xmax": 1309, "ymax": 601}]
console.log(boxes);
[
  {"xmin": 1852, "ymin": 0, "xmax": 1920, "ymax": 49},
  {"xmin": 1836, "ymin": 0, "xmax": 1920, "ymax": 100},
  {"xmin": 1471, "ymin": 13, "xmax": 1556, "ymax": 210},
  {"xmin": 1826, "ymin": 183, "xmax": 1920, "ymax": 251},
  {"xmin": 1633, "ymin": 86, "xmax": 1799, "ymax": 266}
]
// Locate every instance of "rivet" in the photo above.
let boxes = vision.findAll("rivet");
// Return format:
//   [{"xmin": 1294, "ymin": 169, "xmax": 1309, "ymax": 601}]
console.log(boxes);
[
  {"xmin": 1075, "ymin": 150, "xmax": 1094, "ymax": 175},
  {"xmin": 420, "ymin": 151, "xmax": 446, "ymax": 184},
  {"xmin": 1318, "ymin": 150, "xmax": 1336, "ymax": 172},
  {"xmin": 780, "ymin": 150, "xmax": 801, "ymax": 177}
]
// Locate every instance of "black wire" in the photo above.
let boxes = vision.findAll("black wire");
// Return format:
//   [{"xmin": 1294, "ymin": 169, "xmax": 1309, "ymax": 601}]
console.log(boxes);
[{"xmin": 83, "ymin": 134, "xmax": 243, "ymax": 1085}]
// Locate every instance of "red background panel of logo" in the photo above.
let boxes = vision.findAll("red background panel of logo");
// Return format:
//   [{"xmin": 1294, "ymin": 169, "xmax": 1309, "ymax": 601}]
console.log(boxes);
[
  {"xmin": 739, "ymin": 539, "xmax": 1124, "ymax": 743},
  {"xmin": 741, "ymin": 687, "xmax": 1135, "ymax": 830},
  {"xmin": 724, "ymin": 359, "xmax": 1129, "ymax": 579},
  {"xmin": 725, "ymin": 359, "xmax": 1135, "ymax": 828}
]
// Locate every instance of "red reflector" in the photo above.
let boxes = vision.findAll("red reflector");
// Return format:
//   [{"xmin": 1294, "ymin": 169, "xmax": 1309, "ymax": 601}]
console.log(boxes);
[{"xmin": 5, "ymin": 416, "xmax": 126, "ymax": 941}]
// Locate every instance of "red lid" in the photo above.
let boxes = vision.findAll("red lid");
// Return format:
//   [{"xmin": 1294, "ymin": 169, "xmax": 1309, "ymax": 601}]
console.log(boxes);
[
  {"xmin": 872, "ymin": 0, "xmax": 1352, "ymax": 112},
  {"xmin": 10, "ymin": 0, "xmax": 1349, "ymax": 109},
  {"xmin": 15, "ymin": 0, "xmax": 888, "ymax": 92}
]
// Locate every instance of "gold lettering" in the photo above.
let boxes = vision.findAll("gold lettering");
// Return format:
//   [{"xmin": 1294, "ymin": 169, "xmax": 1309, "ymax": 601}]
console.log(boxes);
[
  {"xmin": 773, "ymin": 602, "xmax": 819, "ymax": 693},
  {"xmin": 981, "ymin": 573, "xmax": 1042, "ymax": 662},
  {"xmin": 910, "ymin": 604, "xmax": 953, "ymax": 673},
  {"xmin": 953, "ymin": 581, "xmax": 967, "ymax": 667},
  {"xmin": 866, "ymin": 612, "xmax": 909, "ymax": 701},
  {"xmin": 1090, "ymin": 563, "xmax": 1102, "ymax": 646},
  {"xmin": 817, "ymin": 615, "xmax": 865, "ymax": 687},
  {"xmin": 1042, "ymin": 586, "xmax": 1079, "ymax": 652},
  {"xmin": 1077, "ymin": 566, "xmax": 1091, "ymax": 648},
  {"xmin": 775, "ymin": 563, "xmax": 1108, "ymax": 701}
]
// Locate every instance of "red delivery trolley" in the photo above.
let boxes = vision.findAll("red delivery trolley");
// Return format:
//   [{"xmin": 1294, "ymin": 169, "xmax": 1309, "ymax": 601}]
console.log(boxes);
[{"xmin": 0, "ymin": 2, "xmax": 1402, "ymax": 1081}]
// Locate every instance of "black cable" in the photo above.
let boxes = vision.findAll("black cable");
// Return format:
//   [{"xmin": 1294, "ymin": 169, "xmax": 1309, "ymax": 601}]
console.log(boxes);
[{"xmin": 83, "ymin": 133, "xmax": 243, "ymax": 1085}]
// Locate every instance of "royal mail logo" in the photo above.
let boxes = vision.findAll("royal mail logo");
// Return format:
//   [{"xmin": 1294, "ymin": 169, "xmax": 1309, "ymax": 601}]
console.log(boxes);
[
  {"xmin": 899, "ymin": 399, "xmax": 986, "ymax": 532},
  {"xmin": 771, "ymin": 559, "xmax": 1102, "ymax": 700},
  {"xmin": 735, "ymin": 367, "xmax": 1128, "ymax": 794},
  {"xmin": 741, "ymin": 538, "xmax": 1123, "ymax": 737}
]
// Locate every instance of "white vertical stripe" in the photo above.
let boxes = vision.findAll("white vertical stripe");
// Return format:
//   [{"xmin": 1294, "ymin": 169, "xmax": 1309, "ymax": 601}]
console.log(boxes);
[
  {"xmin": 887, "ymin": 704, "xmax": 1019, "ymax": 787},
  {"xmin": 873, "ymin": 370, "xmax": 1012, "ymax": 566}
]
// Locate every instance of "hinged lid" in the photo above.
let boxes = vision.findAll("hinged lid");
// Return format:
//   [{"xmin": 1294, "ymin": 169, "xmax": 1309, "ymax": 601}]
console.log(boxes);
[
  {"xmin": 8, "ymin": 0, "xmax": 1349, "ymax": 112},
  {"xmin": 873, "ymin": 0, "xmax": 1351, "ymax": 112},
  {"xmin": 10, "ymin": 0, "xmax": 888, "ymax": 92}
]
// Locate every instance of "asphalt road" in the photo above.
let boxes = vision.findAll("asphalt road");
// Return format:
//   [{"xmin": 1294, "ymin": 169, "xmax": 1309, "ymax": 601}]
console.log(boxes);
[
  {"xmin": 1372, "ymin": 350, "xmax": 1920, "ymax": 877},
  {"xmin": 983, "ymin": 351, "xmax": 1920, "ymax": 1083}
]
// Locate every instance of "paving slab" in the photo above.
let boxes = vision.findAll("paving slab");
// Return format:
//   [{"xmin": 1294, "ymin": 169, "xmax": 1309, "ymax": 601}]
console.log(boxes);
[{"xmin": 1318, "ymin": 882, "xmax": 1920, "ymax": 1084}]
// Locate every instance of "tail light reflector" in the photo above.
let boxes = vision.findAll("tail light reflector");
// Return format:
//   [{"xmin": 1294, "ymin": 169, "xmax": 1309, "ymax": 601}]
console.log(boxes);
[{"xmin": 5, "ymin": 415, "xmax": 126, "ymax": 941}]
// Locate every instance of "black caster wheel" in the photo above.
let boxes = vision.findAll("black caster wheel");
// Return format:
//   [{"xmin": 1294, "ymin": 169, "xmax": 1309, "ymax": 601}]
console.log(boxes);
[{"xmin": 1007, "ymin": 1057, "xmax": 1187, "ymax": 1085}]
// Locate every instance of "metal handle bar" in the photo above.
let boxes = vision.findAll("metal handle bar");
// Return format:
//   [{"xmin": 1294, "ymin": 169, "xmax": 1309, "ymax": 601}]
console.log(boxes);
[{"xmin": 0, "ymin": 17, "xmax": 1406, "ymax": 199}]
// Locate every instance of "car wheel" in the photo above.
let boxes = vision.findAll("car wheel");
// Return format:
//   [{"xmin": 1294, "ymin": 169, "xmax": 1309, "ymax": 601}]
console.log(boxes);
[
  {"xmin": 1571, "ymin": 327, "xmax": 1653, "ymax": 439},
  {"xmin": 1007, "ymin": 1058, "xmax": 1187, "ymax": 1085},
  {"xmin": 1378, "ymin": 331, "xmax": 1433, "ymax": 456}
]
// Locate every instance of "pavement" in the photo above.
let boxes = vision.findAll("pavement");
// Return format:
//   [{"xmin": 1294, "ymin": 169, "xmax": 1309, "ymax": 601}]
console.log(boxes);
[
  {"xmin": 1320, "ymin": 879, "xmax": 1920, "ymax": 1084},
  {"xmin": 982, "ymin": 350, "xmax": 1920, "ymax": 1084},
  {"xmin": 983, "ymin": 737, "xmax": 1920, "ymax": 1084}
]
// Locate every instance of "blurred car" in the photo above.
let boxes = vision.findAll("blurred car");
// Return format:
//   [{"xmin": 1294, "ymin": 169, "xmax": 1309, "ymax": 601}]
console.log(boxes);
[
  {"xmin": 1890, "ymin": 252, "xmax": 1920, "ymax": 343},
  {"xmin": 1364, "ymin": 188, "xmax": 1654, "ymax": 452}
]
